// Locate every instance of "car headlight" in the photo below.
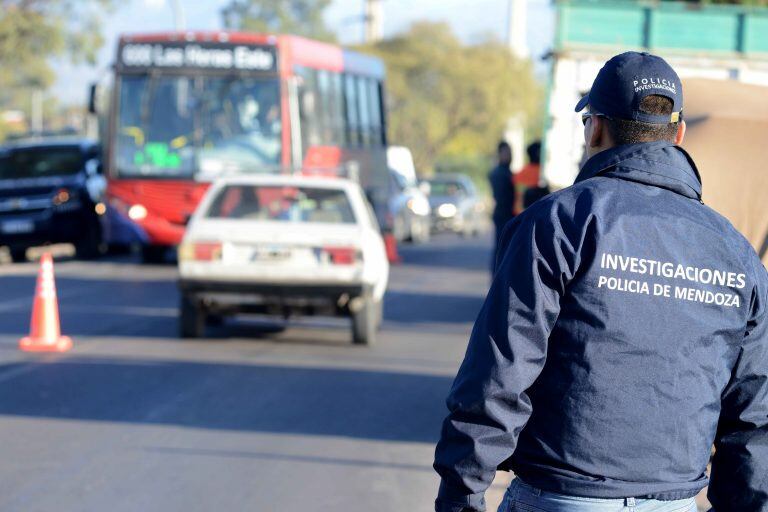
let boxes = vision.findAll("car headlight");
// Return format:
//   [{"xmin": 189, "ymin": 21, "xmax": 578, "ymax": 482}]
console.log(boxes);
[
  {"xmin": 437, "ymin": 203, "xmax": 457, "ymax": 218},
  {"xmin": 407, "ymin": 198, "xmax": 430, "ymax": 216},
  {"xmin": 52, "ymin": 188, "xmax": 80, "ymax": 206},
  {"xmin": 128, "ymin": 204, "xmax": 148, "ymax": 220}
]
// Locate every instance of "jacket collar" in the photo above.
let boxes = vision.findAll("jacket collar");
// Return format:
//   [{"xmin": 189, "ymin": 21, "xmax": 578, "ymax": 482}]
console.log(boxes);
[{"xmin": 575, "ymin": 141, "xmax": 702, "ymax": 200}]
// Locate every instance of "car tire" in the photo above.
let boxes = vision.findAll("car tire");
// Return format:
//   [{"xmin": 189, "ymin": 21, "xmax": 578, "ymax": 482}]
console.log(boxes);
[
  {"xmin": 374, "ymin": 298, "xmax": 384, "ymax": 329},
  {"xmin": 180, "ymin": 294, "xmax": 206, "ymax": 338},
  {"xmin": 75, "ymin": 219, "xmax": 104, "ymax": 260},
  {"xmin": 9, "ymin": 247, "xmax": 27, "ymax": 263},
  {"xmin": 414, "ymin": 220, "xmax": 430, "ymax": 244},
  {"xmin": 351, "ymin": 295, "xmax": 378, "ymax": 346},
  {"xmin": 141, "ymin": 244, "xmax": 167, "ymax": 264}
]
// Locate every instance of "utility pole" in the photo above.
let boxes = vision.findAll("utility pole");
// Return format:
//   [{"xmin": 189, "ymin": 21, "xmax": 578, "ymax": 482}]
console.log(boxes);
[
  {"xmin": 506, "ymin": 0, "xmax": 528, "ymax": 59},
  {"xmin": 31, "ymin": 89, "xmax": 44, "ymax": 134},
  {"xmin": 364, "ymin": 0, "xmax": 383, "ymax": 43},
  {"xmin": 170, "ymin": 0, "xmax": 186, "ymax": 31},
  {"xmin": 505, "ymin": 0, "xmax": 529, "ymax": 173}
]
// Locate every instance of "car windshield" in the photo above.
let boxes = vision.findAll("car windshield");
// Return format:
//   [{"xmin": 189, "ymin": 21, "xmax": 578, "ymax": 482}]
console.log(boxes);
[
  {"xmin": 428, "ymin": 180, "xmax": 465, "ymax": 197},
  {"xmin": 115, "ymin": 74, "xmax": 281, "ymax": 179},
  {"xmin": 0, "ymin": 146, "xmax": 84, "ymax": 179},
  {"xmin": 205, "ymin": 185, "xmax": 356, "ymax": 224}
]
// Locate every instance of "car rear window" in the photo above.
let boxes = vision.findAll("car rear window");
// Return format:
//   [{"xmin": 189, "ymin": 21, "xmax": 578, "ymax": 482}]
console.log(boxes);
[
  {"xmin": 0, "ymin": 146, "xmax": 84, "ymax": 179},
  {"xmin": 205, "ymin": 185, "xmax": 357, "ymax": 224}
]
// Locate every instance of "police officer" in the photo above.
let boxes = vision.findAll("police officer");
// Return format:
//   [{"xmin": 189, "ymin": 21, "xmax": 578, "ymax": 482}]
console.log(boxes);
[
  {"xmin": 488, "ymin": 141, "xmax": 515, "ymax": 273},
  {"xmin": 434, "ymin": 52, "xmax": 768, "ymax": 512}
]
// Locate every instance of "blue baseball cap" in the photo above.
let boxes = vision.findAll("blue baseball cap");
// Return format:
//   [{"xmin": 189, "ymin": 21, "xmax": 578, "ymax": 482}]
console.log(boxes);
[{"xmin": 575, "ymin": 51, "xmax": 683, "ymax": 124}]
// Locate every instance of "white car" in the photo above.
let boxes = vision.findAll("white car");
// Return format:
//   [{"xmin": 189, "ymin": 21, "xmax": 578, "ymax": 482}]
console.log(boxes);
[{"xmin": 178, "ymin": 174, "xmax": 389, "ymax": 345}]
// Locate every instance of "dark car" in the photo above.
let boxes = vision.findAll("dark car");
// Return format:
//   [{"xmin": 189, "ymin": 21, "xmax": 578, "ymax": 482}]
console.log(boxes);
[{"xmin": 0, "ymin": 138, "xmax": 106, "ymax": 262}]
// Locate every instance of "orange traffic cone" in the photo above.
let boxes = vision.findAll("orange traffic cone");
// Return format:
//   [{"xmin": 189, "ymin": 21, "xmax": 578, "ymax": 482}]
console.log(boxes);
[
  {"xmin": 19, "ymin": 253, "xmax": 72, "ymax": 352},
  {"xmin": 384, "ymin": 233, "xmax": 402, "ymax": 264}
]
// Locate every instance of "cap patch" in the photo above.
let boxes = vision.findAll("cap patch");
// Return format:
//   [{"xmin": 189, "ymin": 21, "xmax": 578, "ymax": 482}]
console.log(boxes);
[{"xmin": 633, "ymin": 78, "xmax": 677, "ymax": 95}]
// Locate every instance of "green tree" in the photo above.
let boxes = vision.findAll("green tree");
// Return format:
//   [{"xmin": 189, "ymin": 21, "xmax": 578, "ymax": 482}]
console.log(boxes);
[
  {"xmin": 357, "ymin": 22, "xmax": 542, "ymax": 176},
  {"xmin": 221, "ymin": 0, "xmax": 336, "ymax": 42},
  {"xmin": 0, "ymin": 0, "xmax": 113, "ymax": 138},
  {"xmin": 664, "ymin": 0, "xmax": 768, "ymax": 4}
]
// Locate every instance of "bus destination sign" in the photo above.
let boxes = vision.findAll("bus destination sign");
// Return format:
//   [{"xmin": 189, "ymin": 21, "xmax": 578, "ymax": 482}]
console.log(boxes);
[{"xmin": 119, "ymin": 42, "xmax": 277, "ymax": 72}]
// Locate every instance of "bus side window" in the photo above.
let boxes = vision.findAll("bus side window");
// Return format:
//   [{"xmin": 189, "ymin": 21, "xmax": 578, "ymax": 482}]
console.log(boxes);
[
  {"xmin": 356, "ymin": 77, "xmax": 371, "ymax": 147},
  {"xmin": 316, "ymin": 70, "xmax": 334, "ymax": 146},
  {"xmin": 344, "ymin": 74, "xmax": 360, "ymax": 147},
  {"xmin": 328, "ymin": 71, "xmax": 345, "ymax": 146},
  {"xmin": 297, "ymin": 67, "xmax": 322, "ymax": 153},
  {"xmin": 367, "ymin": 79, "xmax": 383, "ymax": 147},
  {"xmin": 319, "ymin": 71, "xmax": 344, "ymax": 146}
]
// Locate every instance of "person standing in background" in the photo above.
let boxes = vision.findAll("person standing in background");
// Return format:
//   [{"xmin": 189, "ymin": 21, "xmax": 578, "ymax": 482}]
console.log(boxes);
[{"xmin": 488, "ymin": 141, "xmax": 515, "ymax": 273}]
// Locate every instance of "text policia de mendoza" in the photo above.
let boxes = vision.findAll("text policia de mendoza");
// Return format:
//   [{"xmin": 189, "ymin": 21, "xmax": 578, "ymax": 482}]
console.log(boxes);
[{"xmin": 597, "ymin": 252, "xmax": 746, "ymax": 308}]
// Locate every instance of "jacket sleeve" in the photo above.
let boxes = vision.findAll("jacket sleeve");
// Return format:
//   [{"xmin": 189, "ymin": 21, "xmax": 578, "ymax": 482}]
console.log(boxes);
[
  {"xmin": 708, "ymin": 263, "xmax": 768, "ymax": 511},
  {"xmin": 433, "ymin": 204, "xmax": 582, "ymax": 512}
]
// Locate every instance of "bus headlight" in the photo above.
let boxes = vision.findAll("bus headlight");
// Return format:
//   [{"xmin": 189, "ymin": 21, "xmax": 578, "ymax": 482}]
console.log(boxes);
[{"xmin": 128, "ymin": 204, "xmax": 148, "ymax": 220}]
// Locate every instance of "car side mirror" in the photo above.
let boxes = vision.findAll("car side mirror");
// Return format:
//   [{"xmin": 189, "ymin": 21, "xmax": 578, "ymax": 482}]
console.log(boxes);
[
  {"xmin": 85, "ymin": 158, "xmax": 100, "ymax": 176},
  {"xmin": 88, "ymin": 83, "xmax": 98, "ymax": 114}
]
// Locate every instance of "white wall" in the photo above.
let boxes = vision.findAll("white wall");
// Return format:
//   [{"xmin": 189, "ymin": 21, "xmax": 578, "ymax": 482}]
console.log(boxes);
[{"xmin": 543, "ymin": 53, "xmax": 768, "ymax": 190}]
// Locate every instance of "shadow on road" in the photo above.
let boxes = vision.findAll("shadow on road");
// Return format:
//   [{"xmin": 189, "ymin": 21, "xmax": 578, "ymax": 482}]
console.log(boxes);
[
  {"xmin": 384, "ymin": 291, "xmax": 483, "ymax": 324},
  {"xmin": 0, "ymin": 357, "xmax": 452, "ymax": 444},
  {"xmin": 0, "ymin": 271, "xmax": 485, "ymax": 339},
  {"xmin": 398, "ymin": 233, "xmax": 492, "ymax": 272}
]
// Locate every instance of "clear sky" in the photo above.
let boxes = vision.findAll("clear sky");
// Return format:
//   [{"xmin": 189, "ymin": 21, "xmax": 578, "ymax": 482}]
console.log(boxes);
[{"xmin": 51, "ymin": 0, "xmax": 554, "ymax": 105}]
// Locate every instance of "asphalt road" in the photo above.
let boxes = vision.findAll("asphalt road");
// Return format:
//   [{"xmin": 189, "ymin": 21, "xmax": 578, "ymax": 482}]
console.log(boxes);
[{"xmin": 0, "ymin": 232, "xmax": 497, "ymax": 512}]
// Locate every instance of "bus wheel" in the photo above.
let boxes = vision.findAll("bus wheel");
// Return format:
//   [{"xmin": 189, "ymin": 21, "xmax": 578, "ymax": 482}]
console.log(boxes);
[{"xmin": 141, "ymin": 245, "xmax": 167, "ymax": 264}]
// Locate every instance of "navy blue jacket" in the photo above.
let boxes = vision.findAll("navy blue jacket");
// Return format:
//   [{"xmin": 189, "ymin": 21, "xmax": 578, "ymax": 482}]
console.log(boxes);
[
  {"xmin": 434, "ymin": 142, "xmax": 768, "ymax": 512},
  {"xmin": 488, "ymin": 163, "xmax": 515, "ymax": 225}
]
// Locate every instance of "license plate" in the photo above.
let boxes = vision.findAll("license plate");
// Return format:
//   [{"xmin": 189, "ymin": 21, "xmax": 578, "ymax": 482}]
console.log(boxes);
[
  {"xmin": 250, "ymin": 246, "xmax": 291, "ymax": 262},
  {"xmin": 1, "ymin": 220, "xmax": 34, "ymax": 234}
]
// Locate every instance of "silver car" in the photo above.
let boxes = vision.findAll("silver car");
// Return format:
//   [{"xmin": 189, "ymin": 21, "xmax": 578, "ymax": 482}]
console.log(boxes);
[
  {"xmin": 424, "ymin": 174, "xmax": 484, "ymax": 237},
  {"xmin": 388, "ymin": 170, "xmax": 431, "ymax": 244}
]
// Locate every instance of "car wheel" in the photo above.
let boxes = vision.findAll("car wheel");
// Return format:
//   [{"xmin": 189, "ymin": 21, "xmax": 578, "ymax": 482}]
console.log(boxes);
[
  {"xmin": 75, "ymin": 219, "xmax": 104, "ymax": 260},
  {"xmin": 393, "ymin": 216, "xmax": 406, "ymax": 242},
  {"xmin": 351, "ymin": 294, "xmax": 378, "ymax": 346},
  {"xmin": 374, "ymin": 298, "xmax": 384, "ymax": 328},
  {"xmin": 179, "ymin": 294, "xmax": 206, "ymax": 338},
  {"xmin": 141, "ymin": 244, "xmax": 167, "ymax": 264},
  {"xmin": 9, "ymin": 247, "xmax": 27, "ymax": 263},
  {"xmin": 414, "ymin": 220, "xmax": 431, "ymax": 244}
]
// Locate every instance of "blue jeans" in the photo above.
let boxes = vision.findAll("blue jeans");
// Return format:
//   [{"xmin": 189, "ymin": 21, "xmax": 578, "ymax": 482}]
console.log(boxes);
[{"xmin": 498, "ymin": 478, "xmax": 698, "ymax": 512}]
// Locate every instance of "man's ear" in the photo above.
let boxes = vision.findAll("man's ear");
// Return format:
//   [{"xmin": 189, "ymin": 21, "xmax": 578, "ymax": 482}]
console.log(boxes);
[
  {"xmin": 589, "ymin": 116, "xmax": 605, "ymax": 148},
  {"xmin": 675, "ymin": 120, "xmax": 686, "ymax": 145}
]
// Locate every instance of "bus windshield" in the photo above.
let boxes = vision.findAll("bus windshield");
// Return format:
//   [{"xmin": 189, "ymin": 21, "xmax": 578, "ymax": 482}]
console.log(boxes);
[{"xmin": 114, "ymin": 74, "xmax": 281, "ymax": 179}]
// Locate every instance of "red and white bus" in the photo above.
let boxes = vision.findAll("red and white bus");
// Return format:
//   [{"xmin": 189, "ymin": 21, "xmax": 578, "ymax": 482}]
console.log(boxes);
[{"xmin": 94, "ymin": 32, "xmax": 389, "ymax": 262}]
